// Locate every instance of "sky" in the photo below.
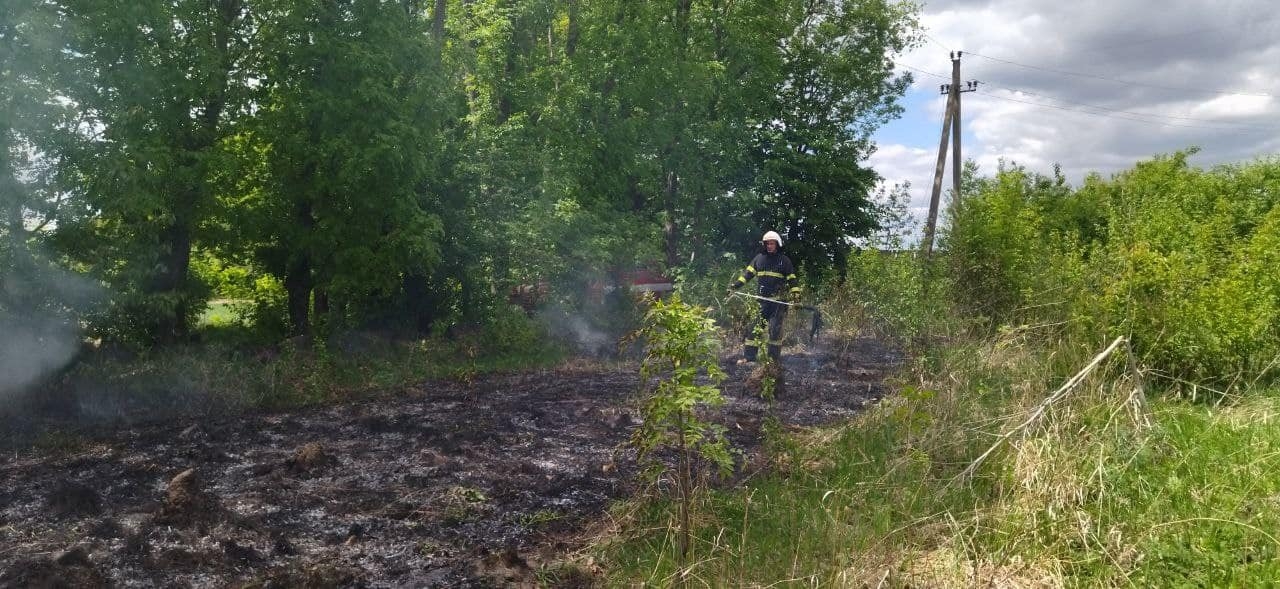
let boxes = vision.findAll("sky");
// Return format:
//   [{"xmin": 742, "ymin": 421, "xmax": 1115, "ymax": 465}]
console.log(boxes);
[{"xmin": 868, "ymin": 0, "xmax": 1280, "ymax": 230}]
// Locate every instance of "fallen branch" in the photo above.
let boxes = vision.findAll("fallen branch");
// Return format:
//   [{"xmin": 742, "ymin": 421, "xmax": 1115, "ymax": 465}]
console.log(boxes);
[{"xmin": 952, "ymin": 336, "xmax": 1128, "ymax": 484}]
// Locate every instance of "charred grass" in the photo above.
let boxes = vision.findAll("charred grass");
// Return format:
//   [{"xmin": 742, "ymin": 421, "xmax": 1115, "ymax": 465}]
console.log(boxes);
[
  {"xmin": 1, "ymin": 330, "xmax": 565, "ymax": 449},
  {"xmin": 0, "ymin": 334, "xmax": 895, "ymax": 587}
]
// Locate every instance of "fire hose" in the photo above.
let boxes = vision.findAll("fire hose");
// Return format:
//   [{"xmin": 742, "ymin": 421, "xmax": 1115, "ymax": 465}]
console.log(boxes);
[{"xmin": 728, "ymin": 291, "xmax": 824, "ymax": 340}]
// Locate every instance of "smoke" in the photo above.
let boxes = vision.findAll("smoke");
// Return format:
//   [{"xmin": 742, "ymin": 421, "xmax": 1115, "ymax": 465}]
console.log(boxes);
[
  {"xmin": 0, "ymin": 316, "xmax": 80, "ymax": 398},
  {"xmin": 561, "ymin": 313, "xmax": 613, "ymax": 356},
  {"xmin": 537, "ymin": 305, "xmax": 620, "ymax": 358},
  {"xmin": 0, "ymin": 248, "xmax": 104, "ymax": 399}
]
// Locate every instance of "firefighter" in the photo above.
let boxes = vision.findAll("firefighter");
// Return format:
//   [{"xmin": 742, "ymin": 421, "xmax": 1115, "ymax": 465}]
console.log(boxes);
[{"xmin": 728, "ymin": 230, "xmax": 800, "ymax": 362}]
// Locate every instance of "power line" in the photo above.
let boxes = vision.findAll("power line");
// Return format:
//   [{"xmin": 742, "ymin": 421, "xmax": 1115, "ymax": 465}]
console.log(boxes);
[
  {"xmin": 972, "ymin": 89, "xmax": 1277, "ymax": 133},
  {"xmin": 900, "ymin": 63, "xmax": 951, "ymax": 81},
  {"xmin": 922, "ymin": 32, "xmax": 952, "ymax": 52},
  {"xmin": 976, "ymin": 81, "xmax": 1280, "ymax": 131},
  {"xmin": 1082, "ymin": 14, "xmax": 1280, "ymax": 54},
  {"xmin": 900, "ymin": 63, "xmax": 1279, "ymax": 132},
  {"xmin": 966, "ymin": 51, "xmax": 1275, "ymax": 98}
]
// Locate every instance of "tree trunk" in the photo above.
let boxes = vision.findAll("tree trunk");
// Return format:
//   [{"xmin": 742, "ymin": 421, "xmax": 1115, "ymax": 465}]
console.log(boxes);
[
  {"xmin": 628, "ymin": 175, "xmax": 645, "ymax": 212},
  {"xmin": 314, "ymin": 288, "xmax": 329, "ymax": 317},
  {"xmin": 664, "ymin": 170, "xmax": 679, "ymax": 268},
  {"xmin": 402, "ymin": 272, "xmax": 434, "ymax": 334},
  {"xmin": 432, "ymin": 0, "xmax": 446, "ymax": 40},
  {"xmin": 285, "ymin": 255, "xmax": 312, "ymax": 337},
  {"xmin": 149, "ymin": 0, "xmax": 242, "ymax": 343},
  {"xmin": 285, "ymin": 198, "xmax": 314, "ymax": 336},
  {"xmin": 150, "ymin": 218, "xmax": 194, "ymax": 342},
  {"xmin": 676, "ymin": 0, "xmax": 693, "ymax": 39},
  {"xmin": 565, "ymin": 0, "xmax": 579, "ymax": 57},
  {"xmin": 675, "ymin": 409, "xmax": 691, "ymax": 567}
]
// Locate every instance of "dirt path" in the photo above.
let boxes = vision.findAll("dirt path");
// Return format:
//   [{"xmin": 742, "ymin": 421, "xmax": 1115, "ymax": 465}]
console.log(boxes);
[{"xmin": 0, "ymin": 337, "xmax": 899, "ymax": 588}]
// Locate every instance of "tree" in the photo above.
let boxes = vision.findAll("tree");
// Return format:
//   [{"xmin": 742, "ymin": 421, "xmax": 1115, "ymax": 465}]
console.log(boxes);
[
  {"xmin": 630, "ymin": 296, "xmax": 732, "ymax": 567},
  {"xmin": 53, "ymin": 0, "xmax": 251, "ymax": 345},
  {"xmin": 748, "ymin": 0, "xmax": 916, "ymax": 279},
  {"xmin": 2, "ymin": 0, "xmax": 64, "ymax": 302},
  {"xmin": 1, "ymin": 0, "xmax": 103, "ymax": 392},
  {"xmin": 242, "ymin": 0, "xmax": 444, "ymax": 335}
]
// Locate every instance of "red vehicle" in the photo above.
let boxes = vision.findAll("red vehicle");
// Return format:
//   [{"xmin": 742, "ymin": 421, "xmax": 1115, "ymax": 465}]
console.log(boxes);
[
  {"xmin": 511, "ymin": 268, "xmax": 675, "ymax": 314},
  {"xmin": 618, "ymin": 268, "xmax": 675, "ymax": 296}
]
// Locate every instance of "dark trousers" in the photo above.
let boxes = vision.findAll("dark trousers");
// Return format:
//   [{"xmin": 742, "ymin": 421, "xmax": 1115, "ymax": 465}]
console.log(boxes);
[{"xmin": 744, "ymin": 300, "xmax": 786, "ymax": 361}]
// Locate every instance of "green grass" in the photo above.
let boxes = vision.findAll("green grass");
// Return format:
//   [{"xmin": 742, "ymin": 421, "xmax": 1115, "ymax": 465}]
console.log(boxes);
[
  {"xmin": 1056, "ymin": 394, "xmax": 1280, "ymax": 586},
  {"xmin": 198, "ymin": 299, "xmax": 248, "ymax": 327},
  {"xmin": 595, "ymin": 334, "xmax": 1280, "ymax": 587},
  {"xmin": 48, "ymin": 327, "xmax": 566, "ymax": 422}
]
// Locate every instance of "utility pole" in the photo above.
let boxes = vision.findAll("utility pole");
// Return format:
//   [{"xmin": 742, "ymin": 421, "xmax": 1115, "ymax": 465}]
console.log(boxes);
[
  {"xmin": 951, "ymin": 52, "xmax": 963, "ymax": 200},
  {"xmin": 921, "ymin": 51, "xmax": 978, "ymax": 257},
  {"xmin": 920, "ymin": 89, "xmax": 953, "ymax": 258}
]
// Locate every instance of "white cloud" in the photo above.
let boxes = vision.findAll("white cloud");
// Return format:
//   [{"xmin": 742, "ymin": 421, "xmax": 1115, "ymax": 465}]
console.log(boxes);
[
  {"xmin": 881, "ymin": 0, "xmax": 1280, "ymax": 204},
  {"xmin": 1190, "ymin": 95, "xmax": 1273, "ymax": 118},
  {"xmin": 869, "ymin": 143, "xmax": 938, "ymax": 211}
]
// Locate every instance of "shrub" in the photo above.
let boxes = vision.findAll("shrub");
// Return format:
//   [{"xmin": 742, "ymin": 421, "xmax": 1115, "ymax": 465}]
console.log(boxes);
[
  {"xmin": 630, "ymin": 296, "xmax": 732, "ymax": 568},
  {"xmin": 948, "ymin": 152, "xmax": 1280, "ymax": 390}
]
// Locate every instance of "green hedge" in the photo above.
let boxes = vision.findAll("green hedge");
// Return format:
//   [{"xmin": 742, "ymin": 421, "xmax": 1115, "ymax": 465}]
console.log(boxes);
[{"xmin": 946, "ymin": 151, "xmax": 1280, "ymax": 390}]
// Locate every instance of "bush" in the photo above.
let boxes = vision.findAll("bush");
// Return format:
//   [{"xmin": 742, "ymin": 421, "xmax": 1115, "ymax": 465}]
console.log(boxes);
[
  {"xmin": 237, "ymin": 275, "xmax": 290, "ymax": 343},
  {"xmin": 947, "ymin": 152, "xmax": 1280, "ymax": 391},
  {"xmin": 838, "ymin": 248, "xmax": 952, "ymax": 343},
  {"xmin": 476, "ymin": 303, "xmax": 549, "ymax": 357},
  {"xmin": 672, "ymin": 257, "xmax": 759, "ymax": 341}
]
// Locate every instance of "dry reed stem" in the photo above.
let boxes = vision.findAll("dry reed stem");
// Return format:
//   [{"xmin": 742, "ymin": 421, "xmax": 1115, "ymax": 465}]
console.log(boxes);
[{"xmin": 953, "ymin": 336, "xmax": 1128, "ymax": 485}]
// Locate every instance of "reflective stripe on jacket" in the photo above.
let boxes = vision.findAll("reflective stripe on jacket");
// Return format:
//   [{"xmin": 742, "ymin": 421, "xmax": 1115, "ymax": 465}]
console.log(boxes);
[{"xmin": 733, "ymin": 252, "xmax": 799, "ymax": 297}]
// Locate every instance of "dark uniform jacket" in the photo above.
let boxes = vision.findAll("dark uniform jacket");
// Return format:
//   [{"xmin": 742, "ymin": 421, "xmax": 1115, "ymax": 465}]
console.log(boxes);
[{"xmin": 733, "ymin": 251, "xmax": 800, "ymax": 298}]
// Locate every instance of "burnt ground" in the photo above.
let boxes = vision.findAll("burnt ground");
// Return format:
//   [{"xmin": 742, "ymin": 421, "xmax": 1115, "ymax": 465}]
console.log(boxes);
[{"xmin": 0, "ymin": 337, "xmax": 900, "ymax": 588}]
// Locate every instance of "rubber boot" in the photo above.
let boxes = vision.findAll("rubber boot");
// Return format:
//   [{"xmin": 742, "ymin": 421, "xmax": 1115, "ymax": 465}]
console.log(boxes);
[
  {"xmin": 767, "ymin": 344, "xmax": 782, "ymax": 360},
  {"xmin": 743, "ymin": 344, "xmax": 758, "ymax": 363}
]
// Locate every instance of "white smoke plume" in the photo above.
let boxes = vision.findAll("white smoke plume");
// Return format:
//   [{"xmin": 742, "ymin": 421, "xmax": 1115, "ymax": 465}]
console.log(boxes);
[{"xmin": 0, "ymin": 251, "xmax": 103, "ymax": 399}]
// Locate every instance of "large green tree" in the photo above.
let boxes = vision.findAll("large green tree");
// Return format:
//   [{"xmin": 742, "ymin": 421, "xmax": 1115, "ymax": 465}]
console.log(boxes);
[
  {"xmin": 459, "ymin": 0, "xmax": 917, "ymax": 284},
  {"xmin": 1, "ymin": 0, "xmax": 105, "ymax": 391},
  {"xmin": 750, "ymin": 0, "xmax": 916, "ymax": 278},
  {"xmin": 10, "ymin": 0, "xmax": 919, "ymax": 351},
  {"xmin": 53, "ymin": 0, "xmax": 250, "ymax": 345},
  {"xmin": 241, "ymin": 0, "xmax": 445, "ymax": 335},
  {"xmin": 2, "ymin": 0, "xmax": 64, "ymax": 310}
]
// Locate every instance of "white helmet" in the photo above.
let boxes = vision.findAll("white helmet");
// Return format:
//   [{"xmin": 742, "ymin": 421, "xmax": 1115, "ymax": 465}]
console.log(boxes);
[{"xmin": 761, "ymin": 230, "xmax": 783, "ymax": 247}]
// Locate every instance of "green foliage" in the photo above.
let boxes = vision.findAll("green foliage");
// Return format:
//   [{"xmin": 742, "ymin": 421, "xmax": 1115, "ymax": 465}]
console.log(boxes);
[
  {"xmin": 838, "ymin": 249, "xmax": 952, "ymax": 343},
  {"xmin": 43, "ymin": 322, "xmax": 563, "ymax": 423},
  {"xmin": 669, "ymin": 257, "xmax": 752, "ymax": 335},
  {"xmin": 601, "ymin": 339, "xmax": 1005, "ymax": 585},
  {"xmin": 947, "ymin": 153, "xmax": 1280, "ymax": 390},
  {"xmin": 603, "ymin": 153, "xmax": 1280, "ymax": 586},
  {"xmin": 633, "ymin": 296, "xmax": 733, "ymax": 474},
  {"xmin": 828, "ymin": 183, "xmax": 955, "ymax": 344},
  {"xmin": 631, "ymin": 295, "xmax": 733, "ymax": 565},
  {"xmin": 190, "ymin": 251, "xmax": 255, "ymax": 300},
  {"xmin": 946, "ymin": 162, "xmax": 1084, "ymax": 320},
  {"xmin": 2, "ymin": 0, "xmax": 77, "ymax": 323},
  {"xmin": 239, "ymin": 0, "xmax": 446, "ymax": 335},
  {"xmin": 601, "ymin": 319, "xmax": 1280, "ymax": 586},
  {"xmin": 751, "ymin": 0, "xmax": 918, "ymax": 277},
  {"xmin": 10, "ymin": 0, "xmax": 920, "ymax": 388},
  {"xmin": 239, "ymin": 274, "xmax": 289, "ymax": 343},
  {"xmin": 50, "ymin": 0, "xmax": 253, "ymax": 344}
]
